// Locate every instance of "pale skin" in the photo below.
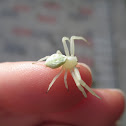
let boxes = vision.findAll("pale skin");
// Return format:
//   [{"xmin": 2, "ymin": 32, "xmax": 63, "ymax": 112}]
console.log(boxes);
[{"xmin": 33, "ymin": 36, "xmax": 101, "ymax": 99}]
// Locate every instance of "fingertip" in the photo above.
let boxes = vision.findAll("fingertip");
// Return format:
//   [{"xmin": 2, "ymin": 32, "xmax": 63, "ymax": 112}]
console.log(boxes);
[
  {"xmin": 90, "ymin": 89, "xmax": 125, "ymax": 122},
  {"xmin": 0, "ymin": 62, "xmax": 92, "ymax": 114},
  {"xmin": 59, "ymin": 89, "xmax": 125, "ymax": 126}
]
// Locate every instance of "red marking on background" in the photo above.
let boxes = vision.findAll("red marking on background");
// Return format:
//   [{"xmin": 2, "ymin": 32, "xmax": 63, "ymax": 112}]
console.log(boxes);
[
  {"xmin": 78, "ymin": 57, "xmax": 94, "ymax": 67},
  {"xmin": 79, "ymin": 8, "xmax": 92, "ymax": 15},
  {"xmin": 38, "ymin": 14, "xmax": 56, "ymax": 23},
  {"xmin": 13, "ymin": 5, "xmax": 31, "ymax": 12},
  {"xmin": 12, "ymin": 28, "xmax": 32, "ymax": 36},
  {"xmin": 44, "ymin": 2, "xmax": 61, "ymax": 10}
]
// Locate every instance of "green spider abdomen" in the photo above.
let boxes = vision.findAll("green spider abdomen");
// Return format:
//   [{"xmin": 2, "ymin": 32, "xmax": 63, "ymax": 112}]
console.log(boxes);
[{"xmin": 45, "ymin": 54, "xmax": 67, "ymax": 69}]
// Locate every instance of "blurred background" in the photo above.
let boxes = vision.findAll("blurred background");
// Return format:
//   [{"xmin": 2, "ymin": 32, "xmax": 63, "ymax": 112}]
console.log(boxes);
[{"xmin": 0, "ymin": 0, "xmax": 125, "ymax": 125}]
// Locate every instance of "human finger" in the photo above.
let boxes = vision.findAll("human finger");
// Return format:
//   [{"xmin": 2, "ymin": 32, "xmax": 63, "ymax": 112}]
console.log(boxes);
[
  {"xmin": 43, "ymin": 89, "xmax": 125, "ymax": 126},
  {"xmin": 0, "ymin": 62, "xmax": 92, "ymax": 114}
]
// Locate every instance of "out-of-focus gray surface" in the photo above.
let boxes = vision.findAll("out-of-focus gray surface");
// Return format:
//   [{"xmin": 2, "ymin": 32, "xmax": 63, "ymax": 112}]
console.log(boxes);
[
  {"xmin": 0, "ymin": 0, "xmax": 125, "ymax": 125},
  {"xmin": 111, "ymin": 1, "xmax": 126, "ymax": 125},
  {"xmin": 0, "ymin": 0, "xmax": 117, "ymax": 88}
]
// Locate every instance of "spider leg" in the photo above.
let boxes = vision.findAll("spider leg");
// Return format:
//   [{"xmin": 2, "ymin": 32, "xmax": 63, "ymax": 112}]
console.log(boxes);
[
  {"xmin": 56, "ymin": 50, "xmax": 62, "ymax": 54},
  {"xmin": 78, "ymin": 63, "xmax": 92, "ymax": 74},
  {"xmin": 62, "ymin": 37, "xmax": 70, "ymax": 56},
  {"xmin": 32, "ymin": 56, "xmax": 49, "ymax": 64},
  {"xmin": 70, "ymin": 36, "xmax": 89, "ymax": 56},
  {"xmin": 70, "ymin": 70, "xmax": 87, "ymax": 97},
  {"xmin": 47, "ymin": 68, "xmax": 63, "ymax": 92},
  {"xmin": 64, "ymin": 70, "xmax": 68, "ymax": 90},
  {"xmin": 74, "ymin": 67, "xmax": 101, "ymax": 99}
]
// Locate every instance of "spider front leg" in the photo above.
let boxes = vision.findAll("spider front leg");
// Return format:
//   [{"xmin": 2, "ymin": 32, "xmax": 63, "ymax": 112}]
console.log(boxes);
[
  {"xmin": 74, "ymin": 67, "xmax": 101, "ymax": 99},
  {"xmin": 70, "ymin": 36, "xmax": 89, "ymax": 56},
  {"xmin": 62, "ymin": 37, "xmax": 70, "ymax": 56}
]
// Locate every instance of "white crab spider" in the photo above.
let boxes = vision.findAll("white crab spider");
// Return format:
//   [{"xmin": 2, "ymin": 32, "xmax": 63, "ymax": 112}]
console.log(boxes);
[{"xmin": 33, "ymin": 36, "xmax": 101, "ymax": 99}]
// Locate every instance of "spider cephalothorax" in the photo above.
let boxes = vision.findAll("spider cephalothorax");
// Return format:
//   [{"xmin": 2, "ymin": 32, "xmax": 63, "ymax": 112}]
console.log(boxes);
[{"xmin": 33, "ymin": 36, "xmax": 101, "ymax": 99}]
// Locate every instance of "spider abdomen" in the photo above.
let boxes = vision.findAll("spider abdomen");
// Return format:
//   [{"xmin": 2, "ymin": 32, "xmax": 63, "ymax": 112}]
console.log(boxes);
[
  {"xmin": 45, "ymin": 54, "xmax": 67, "ymax": 69},
  {"xmin": 63, "ymin": 56, "xmax": 78, "ymax": 70}
]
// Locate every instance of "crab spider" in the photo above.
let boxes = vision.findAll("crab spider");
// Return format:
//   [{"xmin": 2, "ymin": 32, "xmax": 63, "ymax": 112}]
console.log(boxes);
[{"xmin": 33, "ymin": 36, "xmax": 101, "ymax": 99}]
